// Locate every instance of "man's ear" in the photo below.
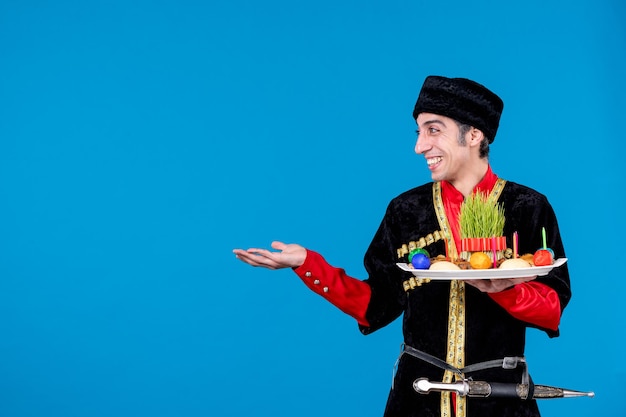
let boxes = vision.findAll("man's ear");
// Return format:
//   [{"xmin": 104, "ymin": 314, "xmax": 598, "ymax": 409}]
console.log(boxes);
[{"xmin": 468, "ymin": 127, "xmax": 485, "ymax": 147}]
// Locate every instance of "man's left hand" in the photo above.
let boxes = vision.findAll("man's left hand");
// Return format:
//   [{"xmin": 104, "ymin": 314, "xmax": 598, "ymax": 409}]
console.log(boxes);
[{"xmin": 464, "ymin": 276, "xmax": 536, "ymax": 293}]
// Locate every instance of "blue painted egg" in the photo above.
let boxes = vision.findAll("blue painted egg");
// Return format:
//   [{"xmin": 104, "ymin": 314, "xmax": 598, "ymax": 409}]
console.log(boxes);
[{"xmin": 411, "ymin": 253, "xmax": 431, "ymax": 269}]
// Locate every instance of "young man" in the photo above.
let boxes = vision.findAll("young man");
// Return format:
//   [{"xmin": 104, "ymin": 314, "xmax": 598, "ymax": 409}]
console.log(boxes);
[{"xmin": 233, "ymin": 76, "xmax": 571, "ymax": 417}]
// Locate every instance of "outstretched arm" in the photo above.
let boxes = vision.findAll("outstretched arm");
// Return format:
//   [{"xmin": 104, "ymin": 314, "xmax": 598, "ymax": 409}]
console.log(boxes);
[{"xmin": 234, "ymin": 242, "xmax": 371, "ymax": 326}]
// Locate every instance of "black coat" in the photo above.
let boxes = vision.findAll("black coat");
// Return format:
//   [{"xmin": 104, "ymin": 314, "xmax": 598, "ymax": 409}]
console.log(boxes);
[{"xmin": 359, "ymin": 181, "xmax": 571, "ymax": 417}]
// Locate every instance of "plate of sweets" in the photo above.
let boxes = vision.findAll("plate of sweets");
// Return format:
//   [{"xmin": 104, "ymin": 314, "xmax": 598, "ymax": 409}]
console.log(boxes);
[
  {"xmin": 396, "ymin": 192, "xmax": 567, "ymax": 280},
  {"xmin": 396, "ymin": 255, "xmax": 568, "ymax": 280}
]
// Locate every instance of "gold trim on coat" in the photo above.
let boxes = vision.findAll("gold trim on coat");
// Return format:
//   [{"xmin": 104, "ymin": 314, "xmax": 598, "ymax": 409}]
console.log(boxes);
[{"xmin": 432, "ymin": 179, "xmax": 507, "ymax": 417}]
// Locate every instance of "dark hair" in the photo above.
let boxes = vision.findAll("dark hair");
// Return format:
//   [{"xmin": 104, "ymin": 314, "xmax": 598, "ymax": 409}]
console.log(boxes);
[{"xmin": 455, "ymin": 121, "xmax": 490, "ymax": 159}]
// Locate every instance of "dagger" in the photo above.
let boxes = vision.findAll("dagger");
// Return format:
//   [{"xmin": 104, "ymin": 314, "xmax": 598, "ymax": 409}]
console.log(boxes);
[{"xmin": 413, "ymin": 378, "xmax": 595, "ymax": 399}]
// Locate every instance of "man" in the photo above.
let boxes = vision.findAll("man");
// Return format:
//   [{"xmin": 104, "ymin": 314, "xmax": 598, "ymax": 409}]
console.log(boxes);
[{"xmin": 233, "ymin": 76, "xmax": 571, "ymax": 417}]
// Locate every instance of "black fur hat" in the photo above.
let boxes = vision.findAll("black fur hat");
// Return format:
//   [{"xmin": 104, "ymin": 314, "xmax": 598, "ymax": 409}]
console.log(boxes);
[{"xmin": 412, "ymin": 76, "xmax": 504, "ymax": 143}]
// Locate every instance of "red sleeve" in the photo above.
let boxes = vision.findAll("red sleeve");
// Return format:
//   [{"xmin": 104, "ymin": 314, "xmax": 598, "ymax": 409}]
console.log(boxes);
[
  {"xmin": 293, "ymin": 250, "xmax": 371, "ymax": 327},
  {"xmin": 488, "ymin": 281, "xmax": 561, "ymax": 331}
]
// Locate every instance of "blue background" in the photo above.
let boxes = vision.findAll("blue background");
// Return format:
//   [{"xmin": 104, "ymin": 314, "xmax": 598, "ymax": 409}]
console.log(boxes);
[{"xmin": 1, "ymin": 1, "xmax": 624, "ymax": 416}]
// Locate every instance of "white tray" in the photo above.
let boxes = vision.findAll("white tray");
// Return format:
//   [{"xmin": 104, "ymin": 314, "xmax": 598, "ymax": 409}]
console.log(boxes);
[{"xmin": 396, "ymin": 258, "xmax": 567, "ymax": 280}]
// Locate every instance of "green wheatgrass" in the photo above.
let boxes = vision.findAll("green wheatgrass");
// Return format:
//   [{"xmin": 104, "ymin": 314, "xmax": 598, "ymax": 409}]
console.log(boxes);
[{"xmin": 459, "ymin": 191, "xmax": 505, "ymax": 239}]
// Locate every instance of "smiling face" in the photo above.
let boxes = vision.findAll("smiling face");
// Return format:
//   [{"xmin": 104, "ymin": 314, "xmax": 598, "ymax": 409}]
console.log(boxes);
[
  {"xmin": 415, "ymin": 113, "xmax": 470, "ymax": 181},
  {"xmin": 415, "ymin": 112, "xmax": 488, "ymax": 194}
]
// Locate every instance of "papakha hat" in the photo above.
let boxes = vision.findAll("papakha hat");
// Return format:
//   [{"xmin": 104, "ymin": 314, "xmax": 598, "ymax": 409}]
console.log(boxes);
[{"xmin": 412, "ymin": 76, "xmax": 504, "ymax": 143}]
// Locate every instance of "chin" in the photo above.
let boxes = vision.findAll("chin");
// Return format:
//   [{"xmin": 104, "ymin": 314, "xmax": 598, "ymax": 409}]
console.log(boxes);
[{"xmin": 430, "ymin": 171, "xmax": 444, "ymax": 182}]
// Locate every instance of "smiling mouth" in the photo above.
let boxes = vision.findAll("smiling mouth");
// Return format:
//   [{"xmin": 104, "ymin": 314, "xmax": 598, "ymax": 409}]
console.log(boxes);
[{"xmin": 427, "ymin": 157, "xmax": 442, "ymax": 166}]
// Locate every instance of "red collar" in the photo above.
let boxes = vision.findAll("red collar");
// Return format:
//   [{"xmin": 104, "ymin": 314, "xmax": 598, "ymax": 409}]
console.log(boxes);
[{"xmin": 440, "ymin": 165, "xmax": 498, "ymax": 205}]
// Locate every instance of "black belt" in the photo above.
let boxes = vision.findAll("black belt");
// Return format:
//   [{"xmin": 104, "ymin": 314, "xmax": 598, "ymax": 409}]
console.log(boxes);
[{"xmin": 394, "ymin": 343, "xmax": 533, "ymax": 398}]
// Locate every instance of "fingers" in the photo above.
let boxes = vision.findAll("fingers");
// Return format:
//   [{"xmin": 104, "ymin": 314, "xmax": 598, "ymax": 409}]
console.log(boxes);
[
  {"xmin": 271, "ymin": 241, "xmax": 286, "ymax": 251},
  {"xmin": 464, "ymin": 279, "xmax": 507, "ymax": 293},
  {"xmin": 233, "ymin": 242, "xmax": 305, "ymax": 269},
  {"xmin": 233, "ymin": 249, "xmax": 282, "ymax": 269},
  {"xmin": 465, "ymin": 276, "xmax": 538, "ymax": 293},
  {"xmin": 509, "ymin": 276, "xmax": 536, "ymax": 285},
  {"xmin": 233, "ymin": 245, "xmax": 293, "ymax": 269},
  {"xmin": 463, "ymin": 279, "xmax": 492, "ymax": 292}
]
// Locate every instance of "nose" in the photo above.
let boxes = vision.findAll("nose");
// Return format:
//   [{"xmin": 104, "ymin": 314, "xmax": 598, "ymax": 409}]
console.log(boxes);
[{"xmin": 415, "ymin": 133, "xmax": 431, "ymax": 155}]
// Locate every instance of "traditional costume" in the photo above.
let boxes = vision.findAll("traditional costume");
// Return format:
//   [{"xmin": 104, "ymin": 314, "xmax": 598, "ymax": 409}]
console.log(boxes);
[{"xmin": 292, "ymin": 76, "xmax": 571, "ymax": 417}]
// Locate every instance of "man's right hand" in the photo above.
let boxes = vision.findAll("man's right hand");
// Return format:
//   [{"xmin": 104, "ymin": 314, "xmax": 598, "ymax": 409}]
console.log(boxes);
[{"xmin": 233, "ymin": 241, "xmax": 307, "ymax": 270}]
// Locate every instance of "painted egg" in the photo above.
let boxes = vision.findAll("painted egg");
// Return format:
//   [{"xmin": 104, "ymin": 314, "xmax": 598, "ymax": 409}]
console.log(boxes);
[
  {"xmin": 411, "ymin": 253, "xmax": 431, "ymax": 269},
  {"xmin": 533, "ymin": 249, "xmax": 554, "ymax": 266}
]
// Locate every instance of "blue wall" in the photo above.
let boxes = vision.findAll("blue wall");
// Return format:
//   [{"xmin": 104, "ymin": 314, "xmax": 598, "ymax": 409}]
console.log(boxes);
[{"xmin": 1, "ymin": 1, "xmax": 623, "ymax": 416}]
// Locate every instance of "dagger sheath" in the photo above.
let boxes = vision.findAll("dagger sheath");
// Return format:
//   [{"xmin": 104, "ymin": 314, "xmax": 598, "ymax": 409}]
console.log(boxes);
[{"xmin": 413, "ymin": 378, "xmax": 594, "ymax": 399}]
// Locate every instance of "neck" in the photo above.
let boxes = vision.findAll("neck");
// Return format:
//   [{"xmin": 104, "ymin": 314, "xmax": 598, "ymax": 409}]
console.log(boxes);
[{"xmin": 449, "ymin": 159, "xmax": 489, "ymax": 197}]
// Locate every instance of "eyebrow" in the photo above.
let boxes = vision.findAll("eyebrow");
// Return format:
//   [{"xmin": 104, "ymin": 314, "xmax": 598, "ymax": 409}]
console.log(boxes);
[{"xmin": 418, "ymin": 118, "xmax": 448, "ymax": 128}]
